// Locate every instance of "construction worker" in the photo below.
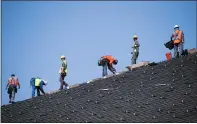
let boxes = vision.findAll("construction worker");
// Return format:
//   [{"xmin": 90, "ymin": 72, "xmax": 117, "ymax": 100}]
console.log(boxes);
[
  {"xmin": 171, "ymin": 25, "xmax": 184, "ymax": 58},
  {"xmin": 59, "ymin": 55, "xmax": 68, "ymax": 90},
  {"xmin": 30, "ymin": 77, "xmax": 36, "ymax": 97},
  {"xmin": 31, "ymin": 77, "xmax": 47, "ymax": 97},
  {"xmin": 131, "ymin": 35, "xmax": 140, "ymax": 64},
  {"xmin": 98, "ymin": 55, "xmax": 118, "ymax": 77},
  {"xmin": 6, "ymin": 74, "xmax": 20, "ymax": 103}
]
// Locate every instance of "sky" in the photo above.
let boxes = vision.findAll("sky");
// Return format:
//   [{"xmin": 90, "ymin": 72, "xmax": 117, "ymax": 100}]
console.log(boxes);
[{"xmin": 1, "ymin": 1, "xmax": 196, "ymax": 105}]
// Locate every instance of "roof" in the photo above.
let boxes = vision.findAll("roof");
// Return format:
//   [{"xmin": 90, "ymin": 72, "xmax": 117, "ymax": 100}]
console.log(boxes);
[{"xmin": 1, "ymin": 52, "xmax": 197, "ymax": 123}]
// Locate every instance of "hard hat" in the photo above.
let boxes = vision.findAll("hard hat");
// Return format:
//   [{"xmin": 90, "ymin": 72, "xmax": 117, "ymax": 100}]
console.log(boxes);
[
  {"xmin": 174, "ymin": 25, "xmax": 179, "ymax": 29},
  {"xmin": 133, "ymin": 35, "xmax": 138, "ymax": 39},
  {"xmin": 60, "ymin": 55, "xmax": 65, "ymax": 59}
]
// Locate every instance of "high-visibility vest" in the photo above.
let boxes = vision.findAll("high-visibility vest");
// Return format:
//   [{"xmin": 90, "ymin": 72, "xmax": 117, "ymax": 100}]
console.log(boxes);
[
  {"xmin": 8, "ymin": 77, "xmax": 19, "ymax": 86},
  {"xmin": 173, "ymin": 30, "xmax": 184, "ymax": 44},
  {"xmin": 35, "ymin": 78, "xmax": 41, "ymax": 86}
]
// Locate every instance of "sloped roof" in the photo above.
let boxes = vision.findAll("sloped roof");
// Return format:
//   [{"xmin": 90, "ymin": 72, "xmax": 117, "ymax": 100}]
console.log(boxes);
[{"xmin": 1, "ymin": 53, "xmax": 197, "ymax": 123}]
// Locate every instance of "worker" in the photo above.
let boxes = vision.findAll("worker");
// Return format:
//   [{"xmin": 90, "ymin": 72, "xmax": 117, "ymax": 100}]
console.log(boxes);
[
  {"xmin": 59, "ymin": 55, "xmax": 68, "ymax": 90},
  {"xmin": 98, "ymin": 55, "xmax": 118, "ymax": 77},
  {"xmin": 32, "ymin": 77, "xmax": 47, "ymax": 97},
  {"xmin": 30, "ymin": 77, "xmax": 36, "ymax": 97},
  {"xmin": 171, "ymin": 25, "xmax": 184, "ymax": 58},
  {"xmin": 6, "ymin": 74, "xmax": 20, "ymax": 103},
  {"xmin": 131, "ymin": 35, "xmax": 140, "ymax": 64}
]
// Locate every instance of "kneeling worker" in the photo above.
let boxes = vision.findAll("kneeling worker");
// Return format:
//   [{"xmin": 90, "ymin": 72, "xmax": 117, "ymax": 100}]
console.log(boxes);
[
  {"xmin": 30, "ymin": 77, "xmax": 47, "ymax": 97},
  {"xmin": 98, "ymin": 55, "xmax": 118, "ymax": 77}
]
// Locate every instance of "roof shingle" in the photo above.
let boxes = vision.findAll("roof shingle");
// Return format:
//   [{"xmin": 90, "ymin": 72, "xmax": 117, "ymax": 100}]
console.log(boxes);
[{"xmin": 1, "ymin": 52, "xmax": 197, "ymax": 123}]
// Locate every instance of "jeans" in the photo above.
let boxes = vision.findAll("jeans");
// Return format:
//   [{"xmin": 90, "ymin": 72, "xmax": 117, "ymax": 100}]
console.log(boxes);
[
  {"xmin": 103, "ymin": 62, "xmax": 108, "ymax": 76},
  {"xmin": 174, "ymin": 42, "xmax": 184, "ymax": 58},
  {"xmin": 32, "ymin": 85, "xmax": 36, "ymax": 97},
  {"xmin": 102, "ymin": 61, "xmax": 116, "ymax": 77},
  {"xmin": 59, "ymin": 73, "xmax": 68, "ymax": 90},
  {"xmin": 132, "ymin": 52, "xmax": 139, "ymax": 64}
]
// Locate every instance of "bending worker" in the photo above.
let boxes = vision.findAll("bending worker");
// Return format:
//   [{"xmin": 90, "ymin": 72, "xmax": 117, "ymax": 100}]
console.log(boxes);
[
  {"xmin": 6, "ymin": 74, "xmax": 20, "ymax": 103},
  {"xmin": 98, "ymin": 55, "xmax": 118, "ymax": 77},
  {"xmin": 59, "ymin": 55, "xmax": 68, "ymax": 90},
  {"xmin": 171, "ymin": 25, "xmax": 184, "ymax": 58},
  {"xmin": 30, "ymin": 77, "xmax": 47, "ymax": 97},
  {"xmin": 131, "ymin": 35, "xmax": 140, "ymax": 65}
]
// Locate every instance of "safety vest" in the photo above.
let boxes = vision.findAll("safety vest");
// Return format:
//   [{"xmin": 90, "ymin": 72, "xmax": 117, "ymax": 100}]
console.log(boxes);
[
  {"xmin": 173, "ymin": 30, "xmax": 184, "ymax": 44},
  {"xmin": 35, "ymin": 78, "xmax": 41, "ymax": 86},
  {"xmin": 8, "ymin": 77, "xmax": 19, "ymax": 86},
  {"xmin": 61, "ymin": 60, "xmax": 67, "ymax": 73}
]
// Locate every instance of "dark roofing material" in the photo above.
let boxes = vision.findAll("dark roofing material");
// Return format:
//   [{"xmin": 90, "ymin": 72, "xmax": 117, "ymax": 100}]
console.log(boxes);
[{"xmin": 1, "ymin": 53, "xmax": 197, "ymax": 123}]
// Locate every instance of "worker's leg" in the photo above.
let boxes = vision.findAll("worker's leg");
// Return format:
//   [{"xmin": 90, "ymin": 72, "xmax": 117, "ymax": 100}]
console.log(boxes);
[
  {"xmin": 179, "ymin": 42, "xmax": 184, "ymax": 57},
  {"xmin": 174, "ymin": 44, "xmax": 178, "ymax": 58},
  {"xmin": 102, "ymin": 62, "xmax": 108, "ymax": 76},
  {"xmin": 8, "ymin": 87, "xmax": 12, "ymax": 103},
  {"xmin": 132, "ymin": 52, "xmax": 138, "ymax": 64},
  {"xmin": 39, "ymin": 86, "xmax": 45, "ymax": 95},
  {"xmin": 11, "ymin": 89, "xmax": 16, "ymax": 103},
  {"xmin": 32, "ymin": 85, "xmax": 36, "ymax": 97},
  {"xmin": 62, "ymin": 73, "xmax": 68, "ymax": 89},
  {"xmin": 136, "ymin": 52, "xmax": 139, "ymax": 61},
  {"xmin": 9, "ymin": 93, "xmax": 12, "ymax": 103},
  {"xmin": 36, "ymin": 86, "xmax": 41, "ymax": 96},
  {"xmin": 59, "ymin": 74, "xmax": 64, "ymax": 90},
  {"xmin": 108, "ymin": 63, "xmax": 116, "ymax": 74}
]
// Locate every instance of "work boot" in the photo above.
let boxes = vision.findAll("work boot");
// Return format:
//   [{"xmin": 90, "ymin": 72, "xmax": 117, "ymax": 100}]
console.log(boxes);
[{"xmin": 9, "ymin": 100, "xmax": 11, "ymax": 103}]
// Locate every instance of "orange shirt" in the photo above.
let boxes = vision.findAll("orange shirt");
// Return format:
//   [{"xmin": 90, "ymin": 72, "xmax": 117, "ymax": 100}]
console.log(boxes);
[{"xmin": 102, "ymin": 55, "xmax": 115, "ymax": 64}]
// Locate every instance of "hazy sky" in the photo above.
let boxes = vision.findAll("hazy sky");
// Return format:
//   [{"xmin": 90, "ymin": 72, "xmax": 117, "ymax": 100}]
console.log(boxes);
[{"xmin": 2, "ymin": 1, "xmax": 196, "ymax": 105}]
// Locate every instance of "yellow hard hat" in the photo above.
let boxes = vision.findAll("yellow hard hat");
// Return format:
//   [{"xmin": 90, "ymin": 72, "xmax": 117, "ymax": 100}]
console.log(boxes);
[
  {"xmin": 60, "ymin": 55, "xmax": 65, "ymax": 59},
  {"xmin": 133, "ymin": 35, "xmax": 138, "ymax": 39}
]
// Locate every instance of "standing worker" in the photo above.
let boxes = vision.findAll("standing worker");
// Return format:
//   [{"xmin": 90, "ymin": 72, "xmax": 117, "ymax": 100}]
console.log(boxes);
[
  {"xmin": 6, "ymin": 74, "xmax": 20, "ymax": 103},
  {"xmin": 171, "ymin": 25, "xmax": 184, "ymax": 58},
  {"xmin": 59, "ymin": 55, "xmax": 68, "ymax": 90},
  {"xmin": 31, "ymin": 77, "xmax": 47, "ymax": 97},
  {"xmin": 131, "ymin": 35, "xmax": 140, "ymax": 65},
  {"xmin": 98, "ymin": 55, "xmax": 118, "ymax": 77}
]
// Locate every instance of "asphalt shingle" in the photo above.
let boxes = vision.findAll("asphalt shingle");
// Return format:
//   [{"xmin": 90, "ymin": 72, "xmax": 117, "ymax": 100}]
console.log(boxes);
[{"xmin": 1, "ymin": 52, "xmax": 197, "ymax": 123}]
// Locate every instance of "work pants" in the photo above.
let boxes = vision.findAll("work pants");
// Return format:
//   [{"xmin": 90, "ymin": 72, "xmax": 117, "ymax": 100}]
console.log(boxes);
[
  {"xmin": 35, "ymin": 86, "xmax": 45, "ymax": 96},
  {"xmin": 174, "ymin": 42, "xmax": 184, "ymax": 58},
  {"xmin": 132, "ymin": 52, "xmax": 139, "ymax": 64},
  {"xmin": 59, "ymin": 73, "xmax": 68, "ymax": 90}
]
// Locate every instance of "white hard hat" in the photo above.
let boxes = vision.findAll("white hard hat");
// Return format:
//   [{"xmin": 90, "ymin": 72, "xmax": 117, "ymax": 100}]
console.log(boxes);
[
  {"xmin": 60, "ymin": 55, "xmax": 66, "ymax": 59},
  {"xmin": 174, "ymin": 25, "xmax": 179, "ymax": 29}
]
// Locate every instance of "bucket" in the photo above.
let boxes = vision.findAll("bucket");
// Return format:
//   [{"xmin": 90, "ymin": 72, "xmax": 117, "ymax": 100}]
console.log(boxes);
[{"xmin": 166, "ymin": 52, "xmax": 172, "ymax": 61}]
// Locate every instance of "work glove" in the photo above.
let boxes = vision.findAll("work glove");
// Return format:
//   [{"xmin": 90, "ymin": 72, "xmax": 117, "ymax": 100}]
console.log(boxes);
[{"xmin": 131, "ymin": 52, "xmax": 133, "ymax": 54}]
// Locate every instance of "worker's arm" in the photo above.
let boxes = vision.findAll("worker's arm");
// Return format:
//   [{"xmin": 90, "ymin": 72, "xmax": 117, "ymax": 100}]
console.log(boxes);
[
  {"xmin": 181, "ymin": 31, "xmax": 184, "ymax": 43},
  {"xmin": 6, "ymin": 81, "xmax": 9, "ymax": 90},
  {"xmin": 135, "ymin": 41, "xmax": 140, "ymax": 47},
  {"xmin": 18, "ymin": 81, "xmax": 20, "ymax": 89}
]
